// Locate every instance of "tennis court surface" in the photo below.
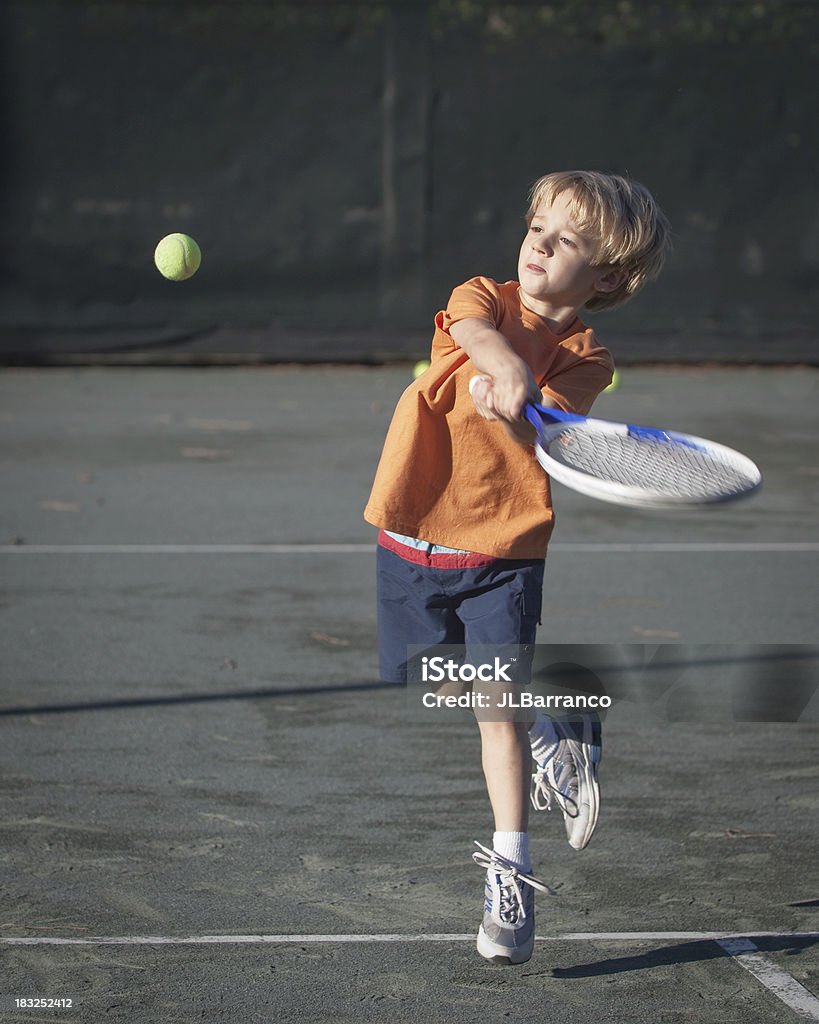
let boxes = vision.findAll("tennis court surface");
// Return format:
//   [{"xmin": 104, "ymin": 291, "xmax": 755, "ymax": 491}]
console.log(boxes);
[{"xmin": 1, "ymin": 365, "xmax": 817, "ymax": 1023}]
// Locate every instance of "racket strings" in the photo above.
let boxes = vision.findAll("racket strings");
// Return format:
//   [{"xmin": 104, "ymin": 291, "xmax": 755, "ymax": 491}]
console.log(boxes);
[{"xmin": 547, "ymin": 427, "xmax": 756, "ymax": 500}]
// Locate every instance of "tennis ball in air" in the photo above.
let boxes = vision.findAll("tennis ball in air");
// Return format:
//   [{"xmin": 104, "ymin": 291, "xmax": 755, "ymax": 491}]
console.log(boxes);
[
  {"xmin": 154, "ymin": 233, "xmax": 201, "ymax": 281},
  {"xmin": 604, "ymin": 369, "xmax": 621, "ymax": 392},
  {"xmin": 412, "ymin": 360, "xmax": 431, "ymax": 379}
]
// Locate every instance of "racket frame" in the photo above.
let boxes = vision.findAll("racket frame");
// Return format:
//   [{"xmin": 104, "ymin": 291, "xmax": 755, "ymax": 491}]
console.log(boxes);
[{"xmin": 523, "ymin": 402, "xmax": 762, "ymax": 509}]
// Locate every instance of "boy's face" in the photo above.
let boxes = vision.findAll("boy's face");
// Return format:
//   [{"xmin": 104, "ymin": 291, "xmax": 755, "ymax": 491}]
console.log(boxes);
[{"xmin": 518, "ymin": 191, "xmax": 619, "ymax": 322}]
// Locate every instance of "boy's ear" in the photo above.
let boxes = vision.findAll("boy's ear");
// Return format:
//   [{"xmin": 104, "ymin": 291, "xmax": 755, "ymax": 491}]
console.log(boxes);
[{"xmin": 594, "ymin": 268, "xmax": 627, "ymax": 294}]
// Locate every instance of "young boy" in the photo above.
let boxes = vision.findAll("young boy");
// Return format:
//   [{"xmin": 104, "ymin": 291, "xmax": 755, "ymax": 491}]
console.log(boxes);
[{"xmin": 364, "ymin": 170, "xmax": 671, "ymax": 965}]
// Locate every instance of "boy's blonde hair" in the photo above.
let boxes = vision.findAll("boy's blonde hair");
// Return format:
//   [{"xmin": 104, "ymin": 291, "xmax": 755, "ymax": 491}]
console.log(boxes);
[{"xmin": 526, "ymin": 170, "xmax": 671, "ymax": 311}]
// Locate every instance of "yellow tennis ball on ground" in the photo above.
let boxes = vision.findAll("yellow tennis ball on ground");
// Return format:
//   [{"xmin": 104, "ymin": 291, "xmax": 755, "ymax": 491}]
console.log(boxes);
[
  {"xmin": 412, "ymin": 359, "xmax": 431, "ymax": 379},
  {"xmin": 604, "ymin": 369, "xmax": 621, "ymax": 392},
  {"xmin": 154, "ymin": 233, "xmax": 201, "ymax": 281}
]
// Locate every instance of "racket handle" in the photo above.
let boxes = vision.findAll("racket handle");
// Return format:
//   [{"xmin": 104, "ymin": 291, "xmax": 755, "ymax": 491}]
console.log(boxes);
[
  {"xmin": 525, "ymin": 402, "xmax": 585, "ymax": 427},
  {"xmin": 524, "ymin": 404, "xmax": 544, "ymax": 430}
]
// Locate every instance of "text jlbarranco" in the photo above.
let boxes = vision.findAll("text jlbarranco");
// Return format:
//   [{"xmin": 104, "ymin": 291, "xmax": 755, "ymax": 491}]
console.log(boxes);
[{"xmin": 421, "ymin": 691, "xmax": 612, "ymax": 710}]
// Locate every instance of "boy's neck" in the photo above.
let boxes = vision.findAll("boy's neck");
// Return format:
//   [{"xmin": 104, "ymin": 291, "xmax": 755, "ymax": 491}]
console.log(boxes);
[{"xmin": 518, "ymin": 289, "xmax": 581, "ymax": 335}]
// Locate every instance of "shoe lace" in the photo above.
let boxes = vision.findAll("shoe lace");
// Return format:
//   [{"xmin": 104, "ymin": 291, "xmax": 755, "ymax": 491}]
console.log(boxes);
[
  {"xmin": 472, "ymin": 841, "xmax": 554, "ymax": 924},
  {"xmin": 530, "ymin": 768, "xmax": 556, "ymax": 812},
  {"xmin": 531, "ymin": 753, "xmax": 580, "ymax": 818}
]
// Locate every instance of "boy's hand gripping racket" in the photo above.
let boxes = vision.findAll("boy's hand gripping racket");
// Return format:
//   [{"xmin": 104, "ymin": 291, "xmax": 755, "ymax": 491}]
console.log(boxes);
[{"xmin": 468, "ymin": 374, "xmax": 762, "ymax": 509}]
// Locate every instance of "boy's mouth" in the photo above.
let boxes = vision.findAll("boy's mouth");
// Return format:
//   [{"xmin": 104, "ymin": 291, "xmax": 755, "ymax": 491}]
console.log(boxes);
[{"xmin": 526, "ymin": 263, "xmax": 546, "ymax": 274}]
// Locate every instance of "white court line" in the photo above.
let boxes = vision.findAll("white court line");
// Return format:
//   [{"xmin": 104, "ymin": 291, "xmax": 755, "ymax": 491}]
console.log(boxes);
[
  {"xmin": 719, "ymin": 938, "xmax": 819, "ymax": 1022},
  {"xmin": 553, "ymin": 542, "xmax": 819, "ymax": 553},
  {"xmin": 0, "ymin": 543, "xmax": 818, "ymax": 555},
  {"xmin": 3, "ymin": 930, "xmax": 817, "ymax": 945},
  {"xmin": 5, "ymin": 931, "xmax": 817, "ymax": 1020},
  {"xmin": 0, "ymin": 544, "xmax": 374, "ymax": 555}
]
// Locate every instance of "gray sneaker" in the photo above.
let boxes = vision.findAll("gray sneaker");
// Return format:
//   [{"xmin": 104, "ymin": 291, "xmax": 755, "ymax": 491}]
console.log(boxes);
[
  {"xmin": 471, "ymin": 842, "xmax": 552, "ymax": 965},
  {"xmin": 530, "ymin": 713, "xmax": 602, "ymax": 851}
]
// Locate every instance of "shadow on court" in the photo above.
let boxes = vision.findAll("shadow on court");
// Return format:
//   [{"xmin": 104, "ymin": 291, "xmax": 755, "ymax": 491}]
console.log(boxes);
[
  {"xmin": 553, "ymin": 935, "xmax": 819, "ymax": 979},
  {"xmin": 0, "ymin": 680, "xmax": 390, "ymax": 718},
  {"xmin": 0, "ymin": 366, "xmax": 817, "ymax": 1023}
]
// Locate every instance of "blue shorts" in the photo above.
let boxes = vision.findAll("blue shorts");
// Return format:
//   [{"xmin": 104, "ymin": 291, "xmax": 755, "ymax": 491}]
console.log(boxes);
[{"xmin": 376, "ymin": 543, "xmax": 545, "ymax": 684}]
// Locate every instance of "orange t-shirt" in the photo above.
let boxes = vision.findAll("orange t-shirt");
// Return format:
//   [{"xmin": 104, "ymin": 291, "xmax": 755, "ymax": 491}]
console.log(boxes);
[{"xmin": 364, "ymin": 277, "xmax": 614, "ymax": 559}]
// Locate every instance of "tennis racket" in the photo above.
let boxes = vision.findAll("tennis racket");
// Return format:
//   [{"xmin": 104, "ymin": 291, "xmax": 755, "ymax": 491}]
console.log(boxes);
[{"xmin": 468, "ymin": 375, "xmax": 762, "ymax": 509}]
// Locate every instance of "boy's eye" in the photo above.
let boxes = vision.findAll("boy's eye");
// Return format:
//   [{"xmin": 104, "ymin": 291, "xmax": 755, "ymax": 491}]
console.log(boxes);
[{"xmin": 560, "ymin": 237, "xmax": 576, "ymax": 247}]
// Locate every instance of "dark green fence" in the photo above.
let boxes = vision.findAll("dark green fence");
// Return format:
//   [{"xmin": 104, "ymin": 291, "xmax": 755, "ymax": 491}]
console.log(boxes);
[{"xmin": 1, "ymin": 1, "xmax": 816, "ymax": 363}]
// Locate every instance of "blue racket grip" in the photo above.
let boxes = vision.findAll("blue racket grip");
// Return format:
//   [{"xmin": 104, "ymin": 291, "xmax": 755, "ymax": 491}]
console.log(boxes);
[{"xmin": 524, "ymin": 403, "xmax": 587, "ymax": 430}]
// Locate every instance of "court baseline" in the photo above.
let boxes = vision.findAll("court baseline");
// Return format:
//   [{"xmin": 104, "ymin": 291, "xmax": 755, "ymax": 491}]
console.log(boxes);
[{"xmin": 3, "ymin": 931, "xmax": 818, "ymax": 1019}]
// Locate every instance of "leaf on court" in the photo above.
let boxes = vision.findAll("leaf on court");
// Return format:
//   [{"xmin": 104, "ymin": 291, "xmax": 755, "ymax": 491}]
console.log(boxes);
[
  {"xmin": 219, "ymin": 657, "xmax": 238, "ymax": 671},
  {"xmin": 39, "ymin": 499, "xmax": 82, "ymax": 512},
  {"xmin": 310, "ymin": 631, "xmax": 350, "ymax": 647},
  {"xmin": 179, "ymin": 447, "xmax": 233, "ymax": 460}
]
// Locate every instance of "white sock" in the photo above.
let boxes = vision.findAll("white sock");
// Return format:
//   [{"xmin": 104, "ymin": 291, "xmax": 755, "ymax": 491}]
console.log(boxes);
[{"xmin": 492, "ymin": 831, "xmax": 531, "ymax": 872}]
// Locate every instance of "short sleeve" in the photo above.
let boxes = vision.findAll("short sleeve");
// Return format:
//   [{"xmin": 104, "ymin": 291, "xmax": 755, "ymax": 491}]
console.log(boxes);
[
  {"xmin": 441, "ymin": 277, "xmax": 503, "ymax": 332},
  {"xmin": 541, "ymin": 359, "xmax": 614, "ymax": 416}
]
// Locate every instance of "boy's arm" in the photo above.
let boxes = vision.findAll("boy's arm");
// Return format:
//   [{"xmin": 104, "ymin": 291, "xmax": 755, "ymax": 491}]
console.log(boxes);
[{"xmin": 449, "ymin": 318, "xmax": 541, "ymax": 421}]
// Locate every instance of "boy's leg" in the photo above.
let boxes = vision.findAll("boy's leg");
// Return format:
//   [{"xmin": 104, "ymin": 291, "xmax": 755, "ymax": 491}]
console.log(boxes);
[
  {"xmin": 473, "ymin": 714, "xmax": 552, "ymax": 965},
  {"xmin": 457, "ymin": 560, "xmax": 544, "ymax": 840},
  {"xmin": 477, "ymin": 718, "xmax": 532, "ymax": 834},
  {"xmin": 458, "ymin": 561, "xmax": 549, "ymax": 964},
  {"xmin": 458, "ymin": 561, "xmax": 603, "ymax": 851}
]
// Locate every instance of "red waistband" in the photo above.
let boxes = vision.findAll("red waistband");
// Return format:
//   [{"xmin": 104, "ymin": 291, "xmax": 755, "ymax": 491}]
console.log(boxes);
[{"xmin": 377, "ymin": 529, "xmax": 500, "ymax": 569}]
